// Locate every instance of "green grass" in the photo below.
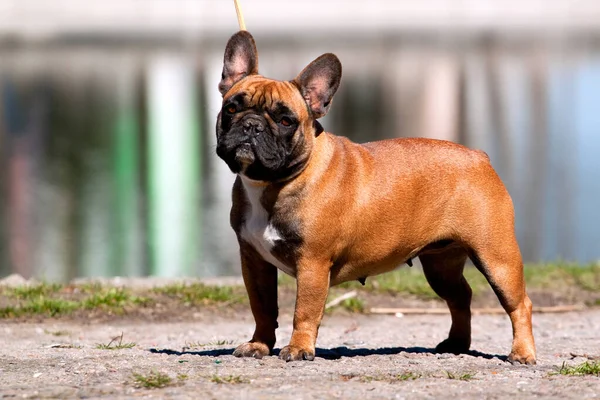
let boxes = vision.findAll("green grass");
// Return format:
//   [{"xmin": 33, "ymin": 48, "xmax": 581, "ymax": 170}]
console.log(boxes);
[
  {"xmin": 340, "ymin": 297, "xmax": 365, "ymax": 313},
  {"xmin": 395, "ymin": 372, "xmax": 421, "ymax": 381},
  {"xmin": 132, "ymin": 371, "xmax": 174, "ymax": 389},
  {"xmin": 212, "ymin": 339, "xmax": 235, "ymax": 345},
  {"xmin": 44, "ymin": 329, "xmax": 71, "ymax": 336},
  {"xmin": 0, "ymin": 280, "xmax": 242, "ymax": 319},
  {"xmin": 6, "ymin": 283, "xmax": 62, "ymax": 300},
  {"xmin": 177, "ymin": 373, "xmax": 188, "ymax": 381},
  {"xmin": 2, "ymin": 262, "xmax": 598, "ymax": 319},
  {"xmin": 368, "ymin": 268, "xmax": 440, "ymax": 299},
  {"xmin": 0, "ymin": 281, "xmax": 244, "ymax": 318},
  {"xmin": 362, "ymin": 263, "xmax": 600, "ymax": 299},
  {"xmin": 445, "ymin": 371, "xmax": 476, "ymax": 380},
  {"xmin": 96, "ymin": 333, "xmax": 136, "ymax": 350},
  {"xmin": 83, "ymin": 288, "xmax": 150, "ymax": 310},
  {"xmin": 184, "ymin": 339, "xmax": 235, "ymax": 349},
  {"xmin": 556, "ymin": 361, "xmax": 600, "ymax": 376},
  {"xmin": 153, "ymin": 283, "xmax": 243, "ymax": 305},
  {"xmin": 285, "ymin": 262, "xmax": 600, "ymax": 301},
  {"xmin": 356, "ymin": 372, "xmax": 421, "ymax": 383},
  {"xmin": 15, "ymin": 298, "xmax": 78, "ymax": 317},
  {"xmin": 211, "ymin": 375, "xmax": 249, "ymax": 384},
  {"xmin": 0, "ymin": 283, "xmax": 77, "ymax": 317},
  {"xmin": 359, "ymin": 375, "xmax": 382, "ymax": 383},
  {"xmin": 0, "ymin": 283, "xmax": 151, "ymax": 318},
  {"xmin": 524, "ymin": 262, "xmax": 600, "ymax": 291}
]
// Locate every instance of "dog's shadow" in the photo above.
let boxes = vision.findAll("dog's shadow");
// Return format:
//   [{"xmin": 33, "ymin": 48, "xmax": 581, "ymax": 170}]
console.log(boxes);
[{"xmin": 149, "ymin": 346, "xmax": 506, "ymax": 361}]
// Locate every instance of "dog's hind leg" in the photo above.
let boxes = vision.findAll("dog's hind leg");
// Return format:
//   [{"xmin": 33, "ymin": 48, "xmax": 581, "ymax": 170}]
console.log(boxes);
[
  {"xmin": 469, "ymin": 240, "xmax": 536, "ymax": 365},
  {"xmin": 419, "ymin": 246, "xmax": 471, "ymax": 354}
]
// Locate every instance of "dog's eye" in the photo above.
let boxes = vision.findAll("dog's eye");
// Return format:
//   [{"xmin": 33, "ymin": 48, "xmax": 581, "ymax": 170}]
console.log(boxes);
[
  {"xmin": 280, "ymin": 117, "xmax": 293, "ymax": 127},
  {"xmin": 225, "ymin": 104, "xmax": 237, "ymax": 114}
]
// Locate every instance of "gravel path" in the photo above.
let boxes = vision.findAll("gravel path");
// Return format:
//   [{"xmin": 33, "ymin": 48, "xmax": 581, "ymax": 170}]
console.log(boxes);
[{"xmin": 1, "ymin": 310, "xmax": 599, "ymax": 399}]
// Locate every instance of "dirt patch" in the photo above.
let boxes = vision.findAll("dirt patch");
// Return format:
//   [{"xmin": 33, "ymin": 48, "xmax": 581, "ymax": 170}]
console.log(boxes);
[
  {"xmin": 1, "ymin": 310, "xmax": 599, "ymax": 399},
  {"xmin": 1, "ymin": 274, "xmax": 599, "ymax": 399}
]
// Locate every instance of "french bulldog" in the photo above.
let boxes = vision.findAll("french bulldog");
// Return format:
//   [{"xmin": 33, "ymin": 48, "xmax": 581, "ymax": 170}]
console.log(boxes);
[{"xmin": 215, "ymin": 30, "xmax": 536, "ymax": 365}]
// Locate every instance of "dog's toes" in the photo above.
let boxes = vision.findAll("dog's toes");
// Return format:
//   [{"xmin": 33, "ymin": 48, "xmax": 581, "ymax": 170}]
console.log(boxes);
[
  {"xmin": 435, "ymin": 338, "xmax": 470, "ymax": 355},
  {"xmin": 279, "ymin": 345, "xmax": 315, "ymax": 362},
  {"xmin": 233, "ymin": 342, "xmax": 270, "ymax": 359},
  {"xmin": 507, "ymin": 351, "xmax": 536, "ymax": 365}
]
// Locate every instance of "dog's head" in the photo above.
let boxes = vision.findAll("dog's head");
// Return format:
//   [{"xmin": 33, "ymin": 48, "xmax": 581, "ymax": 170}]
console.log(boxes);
[{"xmin": 216, "ymin": 31, "xmax": 342, "ymax": 182}]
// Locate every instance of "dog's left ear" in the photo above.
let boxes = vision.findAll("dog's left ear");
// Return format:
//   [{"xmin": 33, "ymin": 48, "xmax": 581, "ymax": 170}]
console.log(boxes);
[
  {"xmin": 294, "ymin": 53, "xmax": 342, "ymax": 119},
  {"xmin": 219, "ymin": 31, "xmax": 259, "ymax": 96}
]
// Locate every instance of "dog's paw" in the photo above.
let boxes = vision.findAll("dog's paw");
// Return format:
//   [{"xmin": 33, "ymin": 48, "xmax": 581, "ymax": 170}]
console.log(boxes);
[
  {"xmin": 233, "ymin": 342, "xmax": 270, "ymax": 359},
  {"xmin": 435, "ymin": 338, "xmax": 470, "ymax": 355},
  {"xmin": 279, "ymin": 345, "xmax": 315, "ymax": 362},
  {"xmin": 507, "ymin": 351, "xmax": 536, "ymax": 365}
]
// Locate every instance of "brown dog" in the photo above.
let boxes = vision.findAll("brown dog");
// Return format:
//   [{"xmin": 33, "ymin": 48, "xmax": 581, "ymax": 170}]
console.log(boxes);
[{"xmin": 216, "ymin": 30, "xmax": 536, "ymax": 365}]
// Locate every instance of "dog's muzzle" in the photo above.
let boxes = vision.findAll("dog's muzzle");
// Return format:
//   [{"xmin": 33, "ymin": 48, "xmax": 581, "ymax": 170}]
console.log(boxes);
[{"xmin": 235, "ymin": 143, "xmax": 255, "ymax": 165}]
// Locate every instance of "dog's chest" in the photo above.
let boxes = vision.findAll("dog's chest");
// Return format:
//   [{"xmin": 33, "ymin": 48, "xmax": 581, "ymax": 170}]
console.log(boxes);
[{"xmin": 240, "ymin": 183, "xmax": 296, "ymax": 276}]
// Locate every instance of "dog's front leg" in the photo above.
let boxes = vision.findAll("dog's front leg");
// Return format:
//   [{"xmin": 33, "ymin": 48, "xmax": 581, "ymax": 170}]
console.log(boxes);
[
  {"xmin": 279, "ymin": 262, "xmax": 330, "ymax": 361},
  {"xmin": 233, "ymin": 243, "xmax": 279, "ymax": 359}
]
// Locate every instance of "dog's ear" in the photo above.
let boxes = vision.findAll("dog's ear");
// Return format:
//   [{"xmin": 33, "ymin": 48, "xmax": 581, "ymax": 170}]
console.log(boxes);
[
  {"xmin": 219, "ymin": 31, "xmax": 259, "ymax": 96},
  {"xmin": 294, "ymin": 53, "xmax": 342, "ymax": 119}
]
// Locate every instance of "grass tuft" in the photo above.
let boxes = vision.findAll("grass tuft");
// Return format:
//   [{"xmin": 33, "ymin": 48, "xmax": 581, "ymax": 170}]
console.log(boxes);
[
  {"xmin": 83, "ymin": 288, "xmax": 150, "ymax": 311},
  {"xmin": 341, "ymin": 297, "xmax": 365, "ymax": 313},
  {"xmin": 445, "ymin": 371, "xmax": 476, "ymax": 380},
  {"xmin": 524, "ymin": 262, "xmax": 600, "ymax": 291},
  {"xmin": 211, "ymin": 375, "xmax": 249, "ymax": 384},
  {"xmin": 20, "ymin": 298, "xmax": 79, "ymax": 317},
  {"xmin": 132, "ymin": 371, "xmax": 173, "ymax": 389},
  {"xmin": 1, "ymin": 262, "xmax": 597, "ymax": 320},
  {"xmin": 0, "ymin": 306, "xmax": 18, "ymax": 318},
  {"xmin": 96, "ymin": 333, "xmax": 136, "ymax": 350},
  {"xmin": 183, "ymin": 339, "xmax": 235, "ymax": 349},
  {"xmin": 6, "ymin": 283, "xmax": 62, "ymax": 300},
  {"xmin": 0, "ymin": 282, "xmax": 152, "ymax": 318},
  {"xmin": 44, "ymin": 329, "xmax": 70, "ymax": 337},
  {"xmin": 395, "ymin": 372, "xmax": 421, "ymax": 381},
  {"xmin": 358, "ymin": 372, "xmax": 421, "ymax": 383},
  {"xmin": 176, "ymin": 374, "xmax": 188, "ymax": 381},
  {"xmin": 557, "ymin": 361, "xmax": 600, "ymax": 376}
]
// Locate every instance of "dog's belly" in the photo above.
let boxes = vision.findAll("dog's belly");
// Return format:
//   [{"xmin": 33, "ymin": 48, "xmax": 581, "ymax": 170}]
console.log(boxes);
[{"xmin": 330, "ymin": 254, "xmax": 409, "ymax": 286}]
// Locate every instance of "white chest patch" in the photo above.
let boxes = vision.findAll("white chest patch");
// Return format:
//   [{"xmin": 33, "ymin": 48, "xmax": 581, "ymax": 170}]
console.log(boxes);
[{"xmin": 239, "ymin": 178, "xmax": 296, "ymax": 277}]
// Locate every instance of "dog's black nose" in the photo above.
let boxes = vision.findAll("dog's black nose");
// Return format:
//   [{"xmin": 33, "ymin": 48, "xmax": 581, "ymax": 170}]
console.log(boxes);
[{"xmin": 243, "ymin": 117, "xmax": 265, "ymax": 134}]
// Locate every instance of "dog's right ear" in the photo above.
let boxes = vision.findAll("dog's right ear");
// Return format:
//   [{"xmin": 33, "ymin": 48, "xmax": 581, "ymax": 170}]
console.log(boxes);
[{"xmin": 219, "ymin": 31, "xmax": 259, "ymax": 96}]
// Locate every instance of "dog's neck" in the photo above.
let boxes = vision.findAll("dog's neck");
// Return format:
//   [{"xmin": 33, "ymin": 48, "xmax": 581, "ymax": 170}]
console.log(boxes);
[{"xmin": 239, "ymin": 175, "xmax": 269, "ymax": 188}]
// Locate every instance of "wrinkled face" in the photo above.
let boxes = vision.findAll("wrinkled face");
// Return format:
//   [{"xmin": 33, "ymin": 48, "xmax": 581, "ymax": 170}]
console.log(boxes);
[
  {"xmin": 216, "ymin": 76, "xmax": 314, "ymax": 182},
  {"xmin": 216, "ymin": 30, "xmax": 341, "ymax": 182}
]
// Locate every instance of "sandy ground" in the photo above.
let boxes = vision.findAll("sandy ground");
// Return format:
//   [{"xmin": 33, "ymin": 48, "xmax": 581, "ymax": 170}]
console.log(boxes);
[{"xmin": 1, "ymin": 308, "xmax": 599, "ymax": 399}]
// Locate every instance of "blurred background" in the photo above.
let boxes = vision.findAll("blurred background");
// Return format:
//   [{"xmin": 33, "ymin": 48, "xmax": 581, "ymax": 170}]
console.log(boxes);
[{"xmin": 0, "ymin": 0, "xmax": 599, "ymax": 281}]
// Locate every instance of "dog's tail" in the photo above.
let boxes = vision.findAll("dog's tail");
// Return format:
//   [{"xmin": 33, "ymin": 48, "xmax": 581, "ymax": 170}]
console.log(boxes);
[{"xmin": 234, "ymin": 0, "xmax": 247, "ymax": 31}]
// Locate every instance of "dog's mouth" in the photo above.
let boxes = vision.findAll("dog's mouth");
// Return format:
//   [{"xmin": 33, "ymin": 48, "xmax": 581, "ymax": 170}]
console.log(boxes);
[
  {"xmin": 216, "ymin": 138, "xmax": 259, "ymax": 175},
  {"xmin": 235, "ymin": 143, "xmax": 255, "ymax": 166},
  {"xmin": 216, "ymin": 126, "xmax": 302, "ymax": 182}
]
